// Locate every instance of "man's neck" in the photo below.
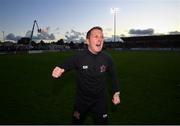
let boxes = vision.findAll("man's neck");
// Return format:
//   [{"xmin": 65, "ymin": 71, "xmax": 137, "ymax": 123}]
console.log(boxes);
[{"xmin": 88, "ymin": 47, "xmax": 98, "ymax": 55}]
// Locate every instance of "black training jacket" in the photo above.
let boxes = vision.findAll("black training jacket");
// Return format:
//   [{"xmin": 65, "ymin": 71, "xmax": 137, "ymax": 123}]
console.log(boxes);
[{"xmin": 59, "ymin": 49, "xmax": 120, "ymax": 98}]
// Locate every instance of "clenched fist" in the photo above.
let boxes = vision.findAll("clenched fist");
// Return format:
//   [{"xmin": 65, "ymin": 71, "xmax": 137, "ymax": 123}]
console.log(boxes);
[
  {"xmin": 112, "ymin": 92, "xmax": 120, "ymax": 105},
  {"xmin": 52, "ymin": 66, "xmax": 65, "ymax": 78}
]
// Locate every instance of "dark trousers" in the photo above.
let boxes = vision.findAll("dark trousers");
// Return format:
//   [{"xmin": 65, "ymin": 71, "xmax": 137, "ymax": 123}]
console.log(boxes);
[{"xmin": 72, "ymin": 94, "xmax": 108, "ymax": 125}]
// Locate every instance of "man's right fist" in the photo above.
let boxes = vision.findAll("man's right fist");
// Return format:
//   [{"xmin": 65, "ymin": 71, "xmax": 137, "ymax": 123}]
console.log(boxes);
[{"xmin": 52, "ymin": 66, "xmax": 65, "ymax": 78}]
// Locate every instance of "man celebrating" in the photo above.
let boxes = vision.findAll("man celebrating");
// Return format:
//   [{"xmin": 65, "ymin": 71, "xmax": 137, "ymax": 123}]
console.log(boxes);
[{"xmin": 52, "ymin": 26, "xmax": 120, "ymax": 124}]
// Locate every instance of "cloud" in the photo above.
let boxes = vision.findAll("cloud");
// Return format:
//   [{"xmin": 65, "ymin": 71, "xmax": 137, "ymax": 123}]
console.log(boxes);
[
  {"xmin": 25, "ymin": 26, "xmax": 56, "ymax": 40},
  {"xmin": 6, "ymin": 33, "xmax": 16, "ymax": 40},
  {"xmin": 55, "ymin": 27, "xmax": 60, "ymax": 31},
  {"xmin": 169, "ymin": 31, "xmax": 180, "ymax": 35},
  {"xmin": 41, "ymin": 26, "xmax": 50, "ymax": 33},
  {"xmin": 6, "ymin": 33, "xmax": 22, "ymax": 41},
  {"xmin": 25, "ymin": 30, "xmax": 32, "ymax": 38},
  {"xmin": 104, "ymin": 28, "xmax": 113, "ymax": 37},
  {"xmin": 104, "ymin": 35, "xmax": 124, "ymax": 42},
  {"xmin": 129, "ymin": 28, "xmax": 154, "ymax": 35},
  {"xmin": 65, "ymin": 29, "xmax": 85, "ymax": 43},
  {"xmin": 105, "ymin": 28, "xmax": 112, "ymax": 32}
]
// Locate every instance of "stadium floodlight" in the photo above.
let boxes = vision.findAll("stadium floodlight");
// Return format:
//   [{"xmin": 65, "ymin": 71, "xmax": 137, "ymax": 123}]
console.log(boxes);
[{"xmin": 111, "ymin": 8, "xmax": 119, "ymax": 42}]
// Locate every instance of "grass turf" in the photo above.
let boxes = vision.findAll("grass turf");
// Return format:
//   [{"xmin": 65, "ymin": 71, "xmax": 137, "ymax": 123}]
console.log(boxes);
[{"xmin": 0, "ymin": 50, "xmax": 180, "ymax": 124}]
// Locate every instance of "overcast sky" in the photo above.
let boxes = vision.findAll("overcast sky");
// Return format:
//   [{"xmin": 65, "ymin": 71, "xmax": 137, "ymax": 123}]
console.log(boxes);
[{"xmin": 0, "ymin": 0, "xmax": 179, "ymax": 42}]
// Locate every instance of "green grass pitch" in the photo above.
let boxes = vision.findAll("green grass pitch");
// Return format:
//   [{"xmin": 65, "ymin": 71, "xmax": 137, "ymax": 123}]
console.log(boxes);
[{"xmin": 0, "ymin": 50, "xmax": 180, "ymax": 124}]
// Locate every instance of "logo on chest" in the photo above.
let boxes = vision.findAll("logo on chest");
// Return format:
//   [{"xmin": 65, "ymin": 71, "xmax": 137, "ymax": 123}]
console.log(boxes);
[
  {"xmin": 82, "ymin": 65, "xmax": 88, "ymax": 69},
  {"xmin": 100, "ymin": 65, "xmax": 106, "ymax": 73}
]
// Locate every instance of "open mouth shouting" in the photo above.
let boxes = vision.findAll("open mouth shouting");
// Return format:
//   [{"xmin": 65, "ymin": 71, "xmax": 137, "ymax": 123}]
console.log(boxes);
[{"xmin": 96, "ymin": 43, "xmax": 101, "ymax": 47}]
